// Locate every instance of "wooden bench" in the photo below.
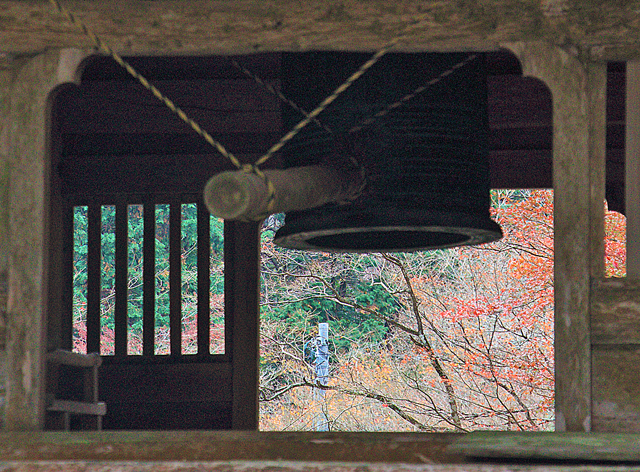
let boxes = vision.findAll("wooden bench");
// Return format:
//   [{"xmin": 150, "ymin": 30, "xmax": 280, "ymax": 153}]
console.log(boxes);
[{"xmin": 45, "ymin": 349, "xmax": 106, "ymax": 431}]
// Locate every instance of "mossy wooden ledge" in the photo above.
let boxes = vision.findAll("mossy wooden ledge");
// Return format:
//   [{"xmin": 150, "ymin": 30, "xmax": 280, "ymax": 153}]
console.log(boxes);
[
  {"xmin": 0, "ymin": 431, "xmax": 462, "ymax": 463},
  {"xmin": 450, "ymin": 432, "xmax": 640, "ymax": 462}
]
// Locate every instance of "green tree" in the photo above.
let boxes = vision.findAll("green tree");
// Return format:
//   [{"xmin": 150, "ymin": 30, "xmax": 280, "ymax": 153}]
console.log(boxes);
[{"xmin": 72, "ymin": 203, "xmax": 225, "ymax": 355}]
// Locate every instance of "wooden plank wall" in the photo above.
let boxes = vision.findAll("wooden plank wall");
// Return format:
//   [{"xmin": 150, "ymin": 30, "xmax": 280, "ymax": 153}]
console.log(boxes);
[
  {"xmin": 100, "ymin": 362, "xmax": 233, "ymax": 430},
  {"xmin": 592, "ymin": 278, "xmax": 640, "ymax": 431}
]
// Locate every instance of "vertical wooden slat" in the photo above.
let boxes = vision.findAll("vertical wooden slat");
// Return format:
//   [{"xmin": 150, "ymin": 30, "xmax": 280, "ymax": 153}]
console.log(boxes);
[
  {"xmin": 197, "ymin": 202, "xmax": 211, "ymax": 355},
  {"xmin": 60, "ymin": 203, "xmax": 74, "ymax": 350},
  {"xmin": 588, "ymin": 66, "xmax": 607, "ymax": 280},
  {"xmin": 169, "ymin": 201, "xmax": 182, "ymax": 355},
  {"xmin": 228, "ymin": 220, "xmax": 261, "ymax": 430},
  {"xmin": 45, "ymin": 170, "xmax": 67, "ymax": 353},
  {"xmin": 142, "ymin": 201, "xmax": 156, "ymax": 356},
  {"xmin": 114, "ymin": 202, "xmax": 128, "ymax": 356},
  {"xmin": 86, "ymin": 204, "xmax": 101, "ymax": 354},
  {"xmin": 626, "ymin": 61, "xmax": 640, "ymax": 277}
]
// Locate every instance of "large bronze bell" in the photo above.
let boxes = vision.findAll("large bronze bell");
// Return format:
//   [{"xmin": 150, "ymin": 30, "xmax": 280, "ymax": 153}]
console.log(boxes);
[{"xmin": 273, "ymin": 52, "xmax": 502, "ymax": 253}]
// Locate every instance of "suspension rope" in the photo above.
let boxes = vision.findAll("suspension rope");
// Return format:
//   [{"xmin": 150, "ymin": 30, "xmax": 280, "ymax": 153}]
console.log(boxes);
[
  {"xmin": 349, "ymin": 53, "xmax": 478, "ymax": 134},
  {"xmin": 48, "ymin": 0, "xmax": 278, "ymax": 214},
  {"xmin": 50, "ymin": 0, "xmax": 241, "ymax": 168},
  {"xmin": 254, "ymin": 38, "xmax": 400, "ymax": 167},
  {"xmin": 49, "ymin": 0, "xmax": 471, "ymax": 220},
  {"xmin": 231, "ymin": 59, "xmax": 333, "ymax": 134}
]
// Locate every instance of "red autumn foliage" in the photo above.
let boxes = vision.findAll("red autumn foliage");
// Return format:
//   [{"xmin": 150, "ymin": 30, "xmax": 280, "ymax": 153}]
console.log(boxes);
[{"xmin": 260, "ymin": 190, "xmax": 626, "ymax": 432}]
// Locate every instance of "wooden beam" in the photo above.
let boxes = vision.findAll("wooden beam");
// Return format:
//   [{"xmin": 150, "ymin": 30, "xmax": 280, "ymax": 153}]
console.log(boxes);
[
  {"xmin": 142, "ymin": 201, "xmax": 155, "ymax": 356},
  {"xmin": 505, "ymin": 42, "xmax": 607, "ymax": 432},
  {"xmin": 169, "ymin": 200, "xmax": 182, "ymax": 356},
  {"xmin": 196, "ymin": 201, "xmax": 210, "ymax": 355},
  {"xmin": 114, "ymin": 202, "xmax": 128, "ymax": 357},
  {"xmin": 226, "ymin": 221, "xmax": 260, "ymax": 430},
  {"xmin": 79, "ymin": 54, "xmax": 281, "ymax": 82},
  {"xmin": 57, "ymin": 109, "xmax": 281, "ymax": 135},
  {"xmin": 452, "ymin": 431, "xmax": 640, "ymax": 462},
  {"xmin": 59, "ymin": 133, "xmax": 278, "ymax": 158},
  {"xmin": 47, "ymin": 349, "xmax": 102, "ymax": 368},
  {"xmin": 1, "ymin": 1, "xmax": 640, "ymax": 59},
  {"xmin": 85, "ymin": 204, "xmax": 101, "ymax": 355},
  {"xmin": 46, "ymin": 399, "xmax": 106, "ymax": 417},
  {"xmin": 100, "ymin": 363, "xmax": 232, "ymax": 403},
  {"xmin": 204, "ymin": 166, "xmax": 363, "ymax": 221},
  {"xmin": 0, "ymin": 431, "xmax": 461, "ymax": 463},
  {"xmin": 58, "ymin": 204, "xmax": 74, "ymax": 351}
]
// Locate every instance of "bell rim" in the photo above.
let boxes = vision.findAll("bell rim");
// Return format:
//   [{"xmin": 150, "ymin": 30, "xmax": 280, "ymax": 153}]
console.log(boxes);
[{"xmin": 273, "ymin": 212, "xmax": 503, "ymax": 253}]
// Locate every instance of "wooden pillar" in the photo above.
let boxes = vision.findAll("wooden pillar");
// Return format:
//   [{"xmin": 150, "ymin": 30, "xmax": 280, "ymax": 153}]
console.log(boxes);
[
  {"xmin": 0, "ymin": 66, "xmax": 12, "ymax": 301},
  {"xmin": 589, "ymin": 60, "xmax": 640, "ymax": 432},
  {"xmin": 505, "ymin": 42, "xmax": 607, "ymax": 432},
  {"xmin": 2, "ymin": 49, "xmax": 86, "ymax": 430},
  {"xmin": 0, "ymin": 63, "xmax": 15, "ymax": 430},
  {"xmin": 626, "ymin": 61, "xmax": 640, "ymax": 278},
  {"xmin": 226, "ymin": 220, "xmax": 261, "ymax": 430}
]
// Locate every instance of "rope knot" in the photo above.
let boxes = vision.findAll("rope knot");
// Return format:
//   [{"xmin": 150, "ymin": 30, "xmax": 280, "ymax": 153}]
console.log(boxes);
[
  {"xmin": 239, "ymin": 164, "xmax": 277, "ymax": 218},
  {"xmin": 241, "ymin": 164, "xmax": 258, "ymax": 174}
]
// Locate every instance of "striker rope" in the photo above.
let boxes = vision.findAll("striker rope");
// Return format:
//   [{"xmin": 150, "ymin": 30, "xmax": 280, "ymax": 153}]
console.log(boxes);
[
  {"xmin": 48, "ymin": 0, "xmax": 392, "ymax": 216},
  {"xmin": 349, "ymin": 53, "xmax": 478, "ymax": 133},
  {"xmin": 231, "ymin": 59, "xmax": 333, "ymax": 134},
  {"xmin": 48, "ymin": 0, "xmax": 278, "ymax": 217},
  {"xmin": 48, "ymin": 0, "xmax": 476, "ymax": 219},
  {"xmin": 253, "ymin": 40, "xmax": 399, "ymax": 167}
]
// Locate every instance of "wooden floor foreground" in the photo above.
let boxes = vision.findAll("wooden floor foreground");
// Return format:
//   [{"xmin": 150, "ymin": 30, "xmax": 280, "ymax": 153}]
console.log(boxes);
[
  {"xmin": 1, "ymin": 431, "xmax": 640, "ymax": 470},
  {"xmin": 1, "ymin": 462, "xmax": 640, "ymax": 472}
]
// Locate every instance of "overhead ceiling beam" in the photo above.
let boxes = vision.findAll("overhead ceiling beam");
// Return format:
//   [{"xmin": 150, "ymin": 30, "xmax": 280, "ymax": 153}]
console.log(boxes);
[{"xmin": 0, "ymin": 1, "xmax": 639, "ymax": 59}]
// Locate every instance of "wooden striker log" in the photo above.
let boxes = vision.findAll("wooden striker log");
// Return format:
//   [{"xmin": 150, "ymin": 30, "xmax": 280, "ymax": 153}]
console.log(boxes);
[{"xmin": 204, "ymin": 166, "xmax": 363, "ymax": 221}]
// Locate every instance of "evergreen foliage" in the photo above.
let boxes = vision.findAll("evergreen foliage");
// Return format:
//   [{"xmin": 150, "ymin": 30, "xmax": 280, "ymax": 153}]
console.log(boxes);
[{"xmin": 71, "ymin": 203, "xmax": 225, "ymax": 355}]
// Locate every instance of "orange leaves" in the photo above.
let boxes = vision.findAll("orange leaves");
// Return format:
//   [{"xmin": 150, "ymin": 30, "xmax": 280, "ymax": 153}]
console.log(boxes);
[
  {"xmin": 605, "ymin": 206, "xmax": 626, "ymax": 277},
  {"xmin": 439, "ymin": 296, "xmax": 499, "ymax": 323},
  {"xmin": 258, "ymin": 189, "xmax": 608, "ymax": 432}
]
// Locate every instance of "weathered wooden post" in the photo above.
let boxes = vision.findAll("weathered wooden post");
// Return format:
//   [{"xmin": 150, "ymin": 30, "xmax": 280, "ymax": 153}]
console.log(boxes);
[
  {"xmin": 0, "ymin": 58, "xmax": 13, "ymax": 429},
  {"xmin": 506, "ymin": 42, "xmax": 607, "ymax": 432},
  {"xmin": 626, "ymin": 61, "xmax": 640, "ymax": 278},
  {"xmin": 588, "ymin": 59, "xmax": 640, "ymax": 433},
  {"xmin": 2, "ymin": 49, "xmax": 87, "ymax": 430}
]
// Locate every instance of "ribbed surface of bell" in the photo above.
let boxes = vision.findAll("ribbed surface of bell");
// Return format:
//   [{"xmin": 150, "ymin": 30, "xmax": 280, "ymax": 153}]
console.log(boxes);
[{"xmin": 274, "ymin": 52, "xmax": 502, "ymax": 253}]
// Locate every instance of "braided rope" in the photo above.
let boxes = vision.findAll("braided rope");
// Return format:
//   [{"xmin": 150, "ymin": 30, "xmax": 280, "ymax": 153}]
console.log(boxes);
[
  {"xmin": 349, "ymin": 53, "xmax": 478, "ymax": 133},
  {"xmin": 49, "ymin": 0, "xmax": 473, "ymax": 220},
  {"xmin": 231, "ymin": 59, "xmax": 332, "ymax": 134},
  {"xmin": 48, "ymin": 0, "xmax": 278, "ymax": 215},
  {"xmin": 49, "ymin": 0, "xmax": 241, "ymax": 168},
  {"xmin": 254, "ymin": 38, "xmax": 400, "ymax": 167}
]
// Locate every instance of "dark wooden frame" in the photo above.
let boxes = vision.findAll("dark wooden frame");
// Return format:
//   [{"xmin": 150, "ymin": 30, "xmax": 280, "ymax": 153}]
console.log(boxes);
[{"xmin": 49, "ymin": 193, "xmax": 259, "ymax": 430}]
